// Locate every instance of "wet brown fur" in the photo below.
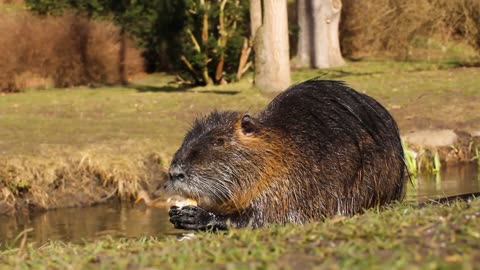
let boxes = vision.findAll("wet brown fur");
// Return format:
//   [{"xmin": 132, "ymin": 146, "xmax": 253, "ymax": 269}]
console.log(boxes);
[
  {"xmin": 167, "ymin": 80, "xmax": 406, "ymax": 227},
  {"xmin": 217, "ymin": 118, "xmax": 293, "ymax": 213}
]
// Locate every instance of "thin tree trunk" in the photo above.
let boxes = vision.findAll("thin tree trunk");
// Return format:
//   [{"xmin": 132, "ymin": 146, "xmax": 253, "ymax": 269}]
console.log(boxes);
[
  {"xmin": 296, "ymin": 0, "xmax": 311, "ymax": 67},
  {"xmin": 250, "ymin": 0, "xmax": 262, "ymax": 41},
  {"xmin": 215, "ymin": 0, "xmax": 228, "ymax": 84},
  {"xmin": 253, "ymin": 0, "xmax": 291, "ymax": 94},
  {"xmin": 200, "ymin": 1, "xmax": 212, "ymax": 85},
  {"xmin": 296, "ymin": 0, "xmax": 344, "ymax": 68},
  {"xmin": 118, "ymin": 27, "xmax": 128, "ymax": 85},
  {"xmin": 236, "ymin": 38, "xmax": 251, "ymax": 79}
]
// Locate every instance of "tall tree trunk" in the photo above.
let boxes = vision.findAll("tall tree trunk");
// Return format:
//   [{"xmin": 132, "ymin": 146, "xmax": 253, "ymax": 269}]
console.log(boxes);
[
  {"xmin": 297, "ymin": 0, "xmax": 311, "ymax": 67},
  {"xmin": 296, "ymin": 0, "xmax": 344, "ymax": 68},
  {"xmin": 215, "ymin": 0, "xmax": 228, "ymax": 84},
  {"xmin": 250, "ymin": 0, "xmax": 262, "ymax": 41},
  {"xmin": 253, "ymin": 0, "xmax": 291, "ymax": 94}
]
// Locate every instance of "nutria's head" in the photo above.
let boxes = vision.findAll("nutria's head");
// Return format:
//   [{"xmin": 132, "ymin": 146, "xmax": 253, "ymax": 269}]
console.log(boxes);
[{"xmin": 165, "ymin": 111, "xmax": 280, "ymax": 212}]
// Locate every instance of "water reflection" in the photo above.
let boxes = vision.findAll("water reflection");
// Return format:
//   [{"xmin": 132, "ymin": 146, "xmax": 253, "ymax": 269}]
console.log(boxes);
[
  {"xmin": 0, "ymin": 203, "xmax": 178, "ymax": 249},
  {"xmin": 0, "ymin": 164, "xmax": 479, "ymax": 248},
  {"xmin": 406, "ymin": 164, "xmax": 480, "ymax": 202}
]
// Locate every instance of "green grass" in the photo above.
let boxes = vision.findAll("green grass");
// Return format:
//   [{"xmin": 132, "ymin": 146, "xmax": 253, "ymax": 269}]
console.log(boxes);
[
  {"xmin": 0, "ymin": 74, "xmax": 268, "ymax": 160},
  {"xmin": 1, "ymin": 59, "xmax": 479, "ymax": 160},
  {"xmin": 1, "ymin": 199, "xmax": 479, "ymax": 269},
  {"xmin": 0, "ymin": 59, "xmax": 479, "ymax": 269},
  {"xmin": 1, "ymin": 58, "xmax": 479, "ymax": 210}
]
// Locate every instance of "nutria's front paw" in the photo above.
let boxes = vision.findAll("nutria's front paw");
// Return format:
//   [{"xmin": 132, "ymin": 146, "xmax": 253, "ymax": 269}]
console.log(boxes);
[{"xmin": 169, "ymin": 205, "xmax": 224, "ymax": 230}]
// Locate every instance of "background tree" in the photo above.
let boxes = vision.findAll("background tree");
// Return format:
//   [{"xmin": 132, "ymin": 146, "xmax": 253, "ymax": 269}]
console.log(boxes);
[
  {"xmin": 176, "ymin": 0, "xmax": 250, "ymax": 85},
  {"xmin": 25, "ymin": 0, "xmax": 183, "ymax": 79},
  {"xmin": 296, "ymin": 0, "xmax": 344, "ymax": 68},
  {"xmin": 251, "ymin": 0, "xmax": 291, "ymax": 93},
  {"xmin": 26, "ymin": 0, "xmax": 250, "ymax": 86}
]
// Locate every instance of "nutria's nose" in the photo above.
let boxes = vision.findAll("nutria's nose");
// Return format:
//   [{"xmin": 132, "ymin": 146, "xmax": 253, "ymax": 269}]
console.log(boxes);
[{"xmin": 169, "ymin": 165, "xmax": 186, "ymax": 182}]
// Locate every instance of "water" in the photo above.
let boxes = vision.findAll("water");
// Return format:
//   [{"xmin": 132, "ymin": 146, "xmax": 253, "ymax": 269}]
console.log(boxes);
[
  {"xmin": 1, "ymin": 165, "xmax": 479, "ymax": 248},
  {"xmin": 406, "ymin": 164, "xmax": 480, "ymax": 202},
  {"xmin": 0, "ymin": 203, "xmax": 178, "ymax": 249}
]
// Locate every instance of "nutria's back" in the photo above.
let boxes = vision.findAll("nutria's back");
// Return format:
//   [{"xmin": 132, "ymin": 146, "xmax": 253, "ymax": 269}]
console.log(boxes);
[
  {"xmin": 257, "ymin": 80, "xmax": 405, "ymax": 217},
  {"xmin": 166, "ymin": 79, "xmax": 405, "ymax": 229}
]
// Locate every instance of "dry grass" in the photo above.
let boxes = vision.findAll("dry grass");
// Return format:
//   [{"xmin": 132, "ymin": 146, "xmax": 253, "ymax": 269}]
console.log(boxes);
[
  {"xmin": 340, "ymin": 0, "xmax": 480, "ymax": 59},
  {"xmin": 0, "ymin": 10, "xmax": 144, "ymax": 92},
  {"xmin": 0, "ymin": 143, "xmax": 167, "ymax": 213}
]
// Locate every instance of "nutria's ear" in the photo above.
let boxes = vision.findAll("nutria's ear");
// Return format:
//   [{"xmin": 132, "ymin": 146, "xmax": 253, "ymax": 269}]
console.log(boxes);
[{"xmin": 241, "ymin": 114, "xmax": 256, "ymax": 135}]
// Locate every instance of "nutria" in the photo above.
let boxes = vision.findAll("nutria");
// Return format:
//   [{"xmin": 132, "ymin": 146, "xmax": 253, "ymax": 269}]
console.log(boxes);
[{"xmin": 166, "ymin": 79, "xmax": 406, "ymax": 230}]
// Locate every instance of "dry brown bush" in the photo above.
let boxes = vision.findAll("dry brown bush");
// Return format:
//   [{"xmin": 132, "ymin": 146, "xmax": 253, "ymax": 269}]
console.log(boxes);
[
  {"xmin": 340, "ymin": 0, "xmax": 480, "ymax": 59},
  {"xmin": 0, "ymin": 0, "xmax": 24, "ymax": 3},
  {"xmin": 0, "ymin": 11, "xmax": 144, "ymax": 92}
]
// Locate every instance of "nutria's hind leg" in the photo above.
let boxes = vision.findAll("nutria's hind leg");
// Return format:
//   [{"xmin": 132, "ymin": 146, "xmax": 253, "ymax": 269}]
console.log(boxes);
[{"xmin": 169, "ymin": 205, "xmax": 228, "ymax": 231}]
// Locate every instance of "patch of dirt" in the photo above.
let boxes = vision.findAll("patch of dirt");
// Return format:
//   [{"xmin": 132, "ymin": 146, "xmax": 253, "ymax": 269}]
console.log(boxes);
[
  {"xmin": 389, "ymin": 93, "xmax": 480, "ymax": 134},
  {"xmin": 403, "ymin": 130, "xmax": 458, "ymax": 147},
  {"xmin": 383, "ymin": 83, "xmax": 480, "ymax": 166}
]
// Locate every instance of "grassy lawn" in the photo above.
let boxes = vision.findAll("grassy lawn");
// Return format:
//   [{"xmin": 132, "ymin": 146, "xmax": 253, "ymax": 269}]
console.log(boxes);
[
  {"xmin": 1, "ymin": 58, "xmax": 479, "ymax": 210},
  {"xmin": 0, "ymin": 59, "xmax": 479, "ymax": 268},
  {"xmin": 0, "ymin": 73, "xmax": 267, "ymax": 159},
  {"xmin": 1, "ymin": 199, "xmax": 479, "ymax": 269},
  {"xmin": 1, "ymin": 2, "xmax": 479, "ymax": 267},
  {"xmin": 1, "ymin": 59, "xmax": 479, "ymax": 160}
]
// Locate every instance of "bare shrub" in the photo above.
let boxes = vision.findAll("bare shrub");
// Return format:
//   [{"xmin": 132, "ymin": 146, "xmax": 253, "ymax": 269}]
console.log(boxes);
[
  {"xmin": 340, "ymin": 0, "xmax": 480, "ymax": 59},
  {"xmin": 0, "ymin": 0, "xmax": 24, "ymax": 3},
  {"xmin": 86, "ymin": 21, "xmax": 145, "ymax": 85},
  {"xmin": 0, "ymin": 11, "xmax": 144, "ymax": 92}
]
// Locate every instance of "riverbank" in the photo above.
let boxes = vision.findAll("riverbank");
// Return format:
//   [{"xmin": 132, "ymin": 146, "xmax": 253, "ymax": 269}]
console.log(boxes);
[
  {"xmin": 403, "ymin": 129, "xmax": 480, "ymax": 174},
  {"xmin": 1, "ymin": 199, "xmax": 479, "ymax": 269},
  {"xmin": 1, "ymin": 59, "xmax": 479, "ymax": 213}
]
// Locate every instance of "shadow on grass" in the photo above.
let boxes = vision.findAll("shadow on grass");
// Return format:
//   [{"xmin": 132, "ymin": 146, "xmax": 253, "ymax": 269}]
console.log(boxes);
[
  {"xmin": 129, "ymin": 84, "xmax": 190, "ymax": 93},
  {"xmin": 193, "ymin": 90, "xmax": 240, "ymax": 95},
  {"xmin": 444, "ymin": 59, "xmax": 480, "ymax": 68},
  {"xmin": 401, "ymin": 59, "xmax": 480, "ymax": 73},
  {"xmin": 129, "ymin": 83, "xmax": 240, "ymax": 95},
  {"xmin": 327, "ymin": 70, "xmax": 384, "ymax": 78}
]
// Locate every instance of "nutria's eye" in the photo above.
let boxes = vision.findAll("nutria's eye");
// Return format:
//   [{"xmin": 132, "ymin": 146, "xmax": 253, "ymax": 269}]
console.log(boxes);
[
  {"xmin": 241, "ymin": 114, "xmax": 256, "ymax": 135},
  {"xmin": 212, "ymin": 138, "xmax": 225, "ymax": 147}
]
